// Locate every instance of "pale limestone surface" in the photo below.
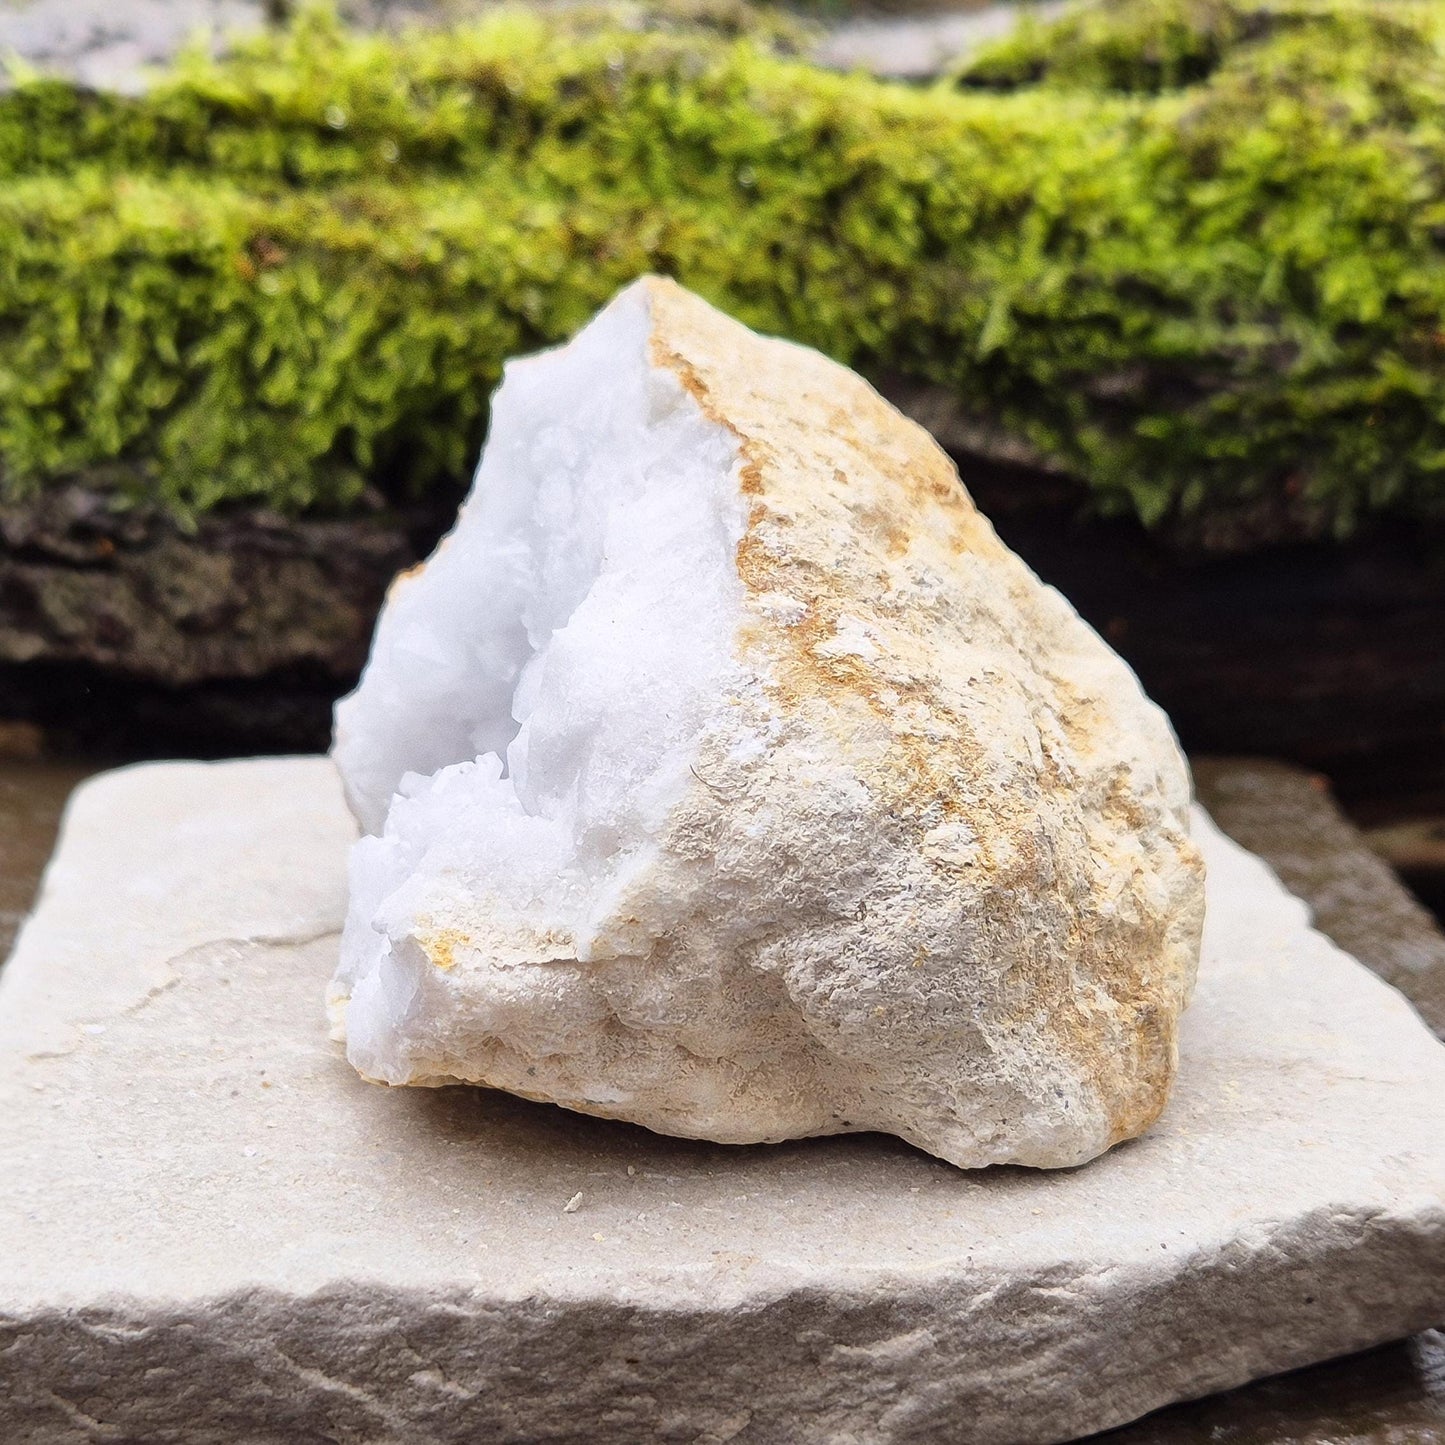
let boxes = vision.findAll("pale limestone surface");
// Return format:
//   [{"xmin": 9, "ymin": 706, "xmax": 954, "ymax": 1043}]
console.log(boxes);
[
  {"xmin": 332, "ymin": 279, "xmax": 1204, "ymax": 1170},
  {"xmin": 1, "ymin": 759, "xmax": 1443, "ymax": 1445}
]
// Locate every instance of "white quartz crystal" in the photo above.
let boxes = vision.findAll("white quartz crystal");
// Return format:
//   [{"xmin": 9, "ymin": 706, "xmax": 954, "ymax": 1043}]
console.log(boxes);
[{"xmin": 330, "ymin": 277, "xmax": 1205, "ymax": 1169}]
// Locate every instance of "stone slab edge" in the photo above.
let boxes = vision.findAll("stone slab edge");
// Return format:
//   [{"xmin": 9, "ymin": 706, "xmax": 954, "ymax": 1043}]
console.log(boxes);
[
  {"xmin": 3, "ymin": 1204, "xmax": 1443, "ymax": 1445},
  {"xmin": 0, "ymin": 759, "xmax": 1443, "ymax": 1445}
]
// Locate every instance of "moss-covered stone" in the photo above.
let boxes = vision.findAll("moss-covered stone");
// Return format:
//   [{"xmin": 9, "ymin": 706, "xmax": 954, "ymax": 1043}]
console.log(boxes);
[{"xmin": 2, "ymin": 0, "xmax": 1444, "ymax": 531}]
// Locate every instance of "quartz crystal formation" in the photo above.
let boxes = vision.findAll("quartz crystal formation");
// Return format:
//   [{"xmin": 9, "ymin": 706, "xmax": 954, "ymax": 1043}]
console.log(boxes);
[{"xmin": 330, "ymin": 277, "xmax": 1205, "ymax": 1169}]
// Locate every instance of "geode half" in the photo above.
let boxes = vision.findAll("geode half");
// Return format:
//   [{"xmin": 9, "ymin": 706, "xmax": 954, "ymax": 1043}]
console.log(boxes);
[{"xmin": 329, "ymin": 277, "xmax": 1205, "ymax": 1169}]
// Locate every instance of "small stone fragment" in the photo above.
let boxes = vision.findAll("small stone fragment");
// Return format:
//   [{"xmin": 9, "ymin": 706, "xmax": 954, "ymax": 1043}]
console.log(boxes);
[{"xmin": 329, "ymin": 277, "xmax": 1205, "ymax": 1169}]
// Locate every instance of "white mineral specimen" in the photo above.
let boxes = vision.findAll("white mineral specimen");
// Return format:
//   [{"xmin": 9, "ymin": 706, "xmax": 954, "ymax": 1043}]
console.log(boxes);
[{"xmin": 330, "ymin": 277, "xmax": 1205, "ymax": 1169}]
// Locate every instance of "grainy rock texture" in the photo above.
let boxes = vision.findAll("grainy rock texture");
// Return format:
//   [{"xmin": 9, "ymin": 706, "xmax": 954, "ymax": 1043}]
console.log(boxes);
[
  {"xmin": 1193, "ymin": 758, "xmax": 1445, "ymax": 1039},
  {"xmin": 0, "ymin": 485, "xmax": 414, "ymax": 688},
  {"xmin": 331, "ymin": 277, "xmax": 1205, "ymax": 1171},
  {"xmin": 0, "ymin": 759, "xmax": 1442, "ymax": 1445}
]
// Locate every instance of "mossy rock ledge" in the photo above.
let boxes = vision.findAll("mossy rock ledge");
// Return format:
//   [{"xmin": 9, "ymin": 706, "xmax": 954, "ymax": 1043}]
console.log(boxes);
[{"xmin": 3, "ymin": 0, "xmax": 1445, "ymax": 795}]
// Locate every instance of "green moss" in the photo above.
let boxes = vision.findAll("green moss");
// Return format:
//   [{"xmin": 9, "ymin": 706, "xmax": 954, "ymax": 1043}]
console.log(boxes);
[{"xmin": 2, "ymin": 0, "xmax": 1445, "ymax": 531}]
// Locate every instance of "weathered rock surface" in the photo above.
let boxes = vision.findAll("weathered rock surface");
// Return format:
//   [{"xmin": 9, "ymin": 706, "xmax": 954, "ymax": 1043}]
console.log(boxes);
[
  {"xmin": 0, "ymin": 484, "xmax": 414, "ymax": 688},
  {"xmin": 331, "ymin": 277, "xmax": 1205, "ymax": 1171},
  {"xmin": 0, "ymin": 481, "xmax": 432, "ymax": 758},
  {"xmin": 0, "ymin": 758, "xmax": 1442, "ymax": 1444},
  {"xmin": 1193, "ymin": 758, "xmax": 1445, "ymax": 1040}
]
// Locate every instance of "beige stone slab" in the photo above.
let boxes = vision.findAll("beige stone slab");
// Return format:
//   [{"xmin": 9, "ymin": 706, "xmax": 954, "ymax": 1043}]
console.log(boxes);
[
  {"xmin": 1, "ymin": 758, "xmax": 1443, "ymax": 1445},
  {"xmin": 1194, "ymin": 757, "xmax": 1445, "ymax": 1038}
]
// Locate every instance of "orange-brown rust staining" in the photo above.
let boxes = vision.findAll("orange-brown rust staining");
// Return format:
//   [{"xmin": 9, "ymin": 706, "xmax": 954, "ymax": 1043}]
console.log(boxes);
[
  {"xmin": 1101, "ymin": 769, "xmax": 1152, "ymax": 833},
  {"xmin": 947, "ymin": 508, "xmax": 995, "ymax": 557},
  {"xmin": 1050, "ymin": 680, "xmax": 1104, "ymax": 754},
  {"xmin": 648, "ymin": 334, "xmax": 714, "ymax": 412},
  {"xmin": 890, "ymin": 742, "xmax": 972, "ymax": 822},
  {"xmin": 1078, "ymin": 897, "xmax": 1181, "ymax": 1143},
  {"xmin": 650, "ymin": 276, "xmax": 990, "ymax": 830},
  {"xmin": 637, "ymin": 275, "xmax": 1194, "ymax": 1150},
  {"xmin": 419, "ymin": 927, "xmax": 469, "ymax": 971},
  {"xmin": 848, "ymin": 499, "xmax": 912, "ymax": 558},
  {"xmin": 997, "ymin": 905, "xmax": 1177, "ymax": 1150},
  {"xmin": 757, "ymin": 611, "xmax": 877, "ymax": 720},
  {"xmin": 657, "ymin": 298, "xmax": 929, "ymax": 756},
  {"xmin": 1104, "ymin": 1031, "xmax": 1176, "ymax": 1146},
  {"xmin": 385, "ymin": 558, "xmax": 429, "ymax": 603},
  {"xmin": 734, "ymin": 532, "xmax": 780, "ymax": 592},
  {"xmin": 1101, "ymin": 1008, "xmax": 1178, "ymax": 1146}
]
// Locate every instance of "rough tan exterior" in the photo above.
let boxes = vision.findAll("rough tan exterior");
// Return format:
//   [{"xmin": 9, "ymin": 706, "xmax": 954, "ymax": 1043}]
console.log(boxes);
[
  {"xmin": 334, "ymin": 277, "xmax": 1205, "ymax": 1169},
  {"xmin": 637, "ymin": 279, "xmax": 1203, "ymax": 1164}
]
